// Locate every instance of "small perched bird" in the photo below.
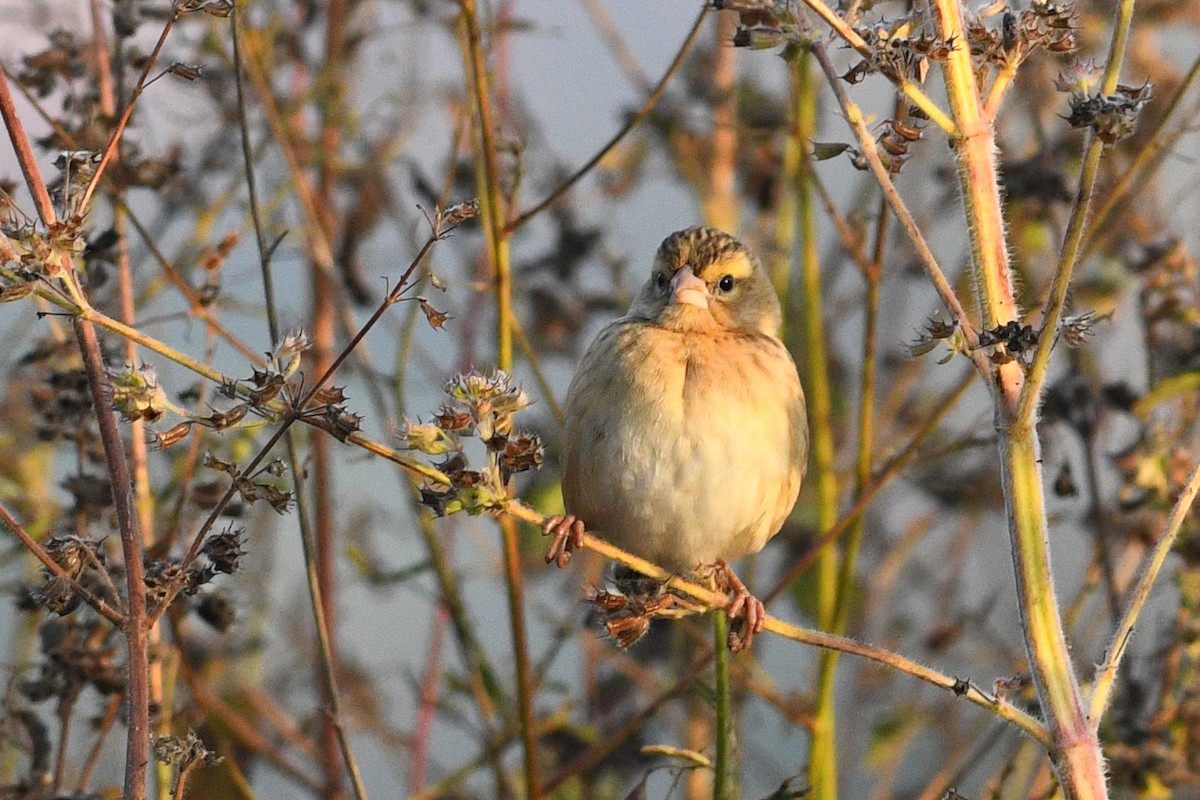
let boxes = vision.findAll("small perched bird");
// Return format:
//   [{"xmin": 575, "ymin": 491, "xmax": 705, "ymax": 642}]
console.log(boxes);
[{"xmin": 543, "ymin": 226, "xmax": 808, "ymax": 650}]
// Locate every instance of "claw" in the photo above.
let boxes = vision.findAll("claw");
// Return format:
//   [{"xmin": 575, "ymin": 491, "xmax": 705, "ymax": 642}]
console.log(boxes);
[
  {"xmin": 541, "ymin": 514, "xmax": 586, "ymax": 569},
  {"xmin": 715, "ymin": 559, "xmax": 766, "ymax": 653}
]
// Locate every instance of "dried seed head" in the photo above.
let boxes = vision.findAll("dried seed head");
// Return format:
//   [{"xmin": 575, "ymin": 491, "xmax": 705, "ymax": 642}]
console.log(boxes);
[
  {"xmin": 153, "ymin": 730, "xmax": 223, "ymax": 767},
  {"xmin": 43, "ymin": 535, "xmax": 102, "ymax": 579},
  {"xmin": 1065, "ymin": 83, "xmax": 1153, "ymax": 144},
  {"xmin": 501, "ymin": 432, "xmax": 545, "ymax": 477},
  {"xmin": 110, "ymin": 362, "xmax": 169, "ymax": 423},
  {"xmin": 32, "ymin": 575, "xmax": 82, "ymax": 616},
  {"xmin": 1061, "ymin": 310, "xmax": 1104, "ymax": 347},
  {"xmin": 317, "ymin": 406, "xmax": 362, "ymax": 442},
  {"xmin": 417, "ymin": 297, "xmax": 450, "ymax": 330},
  {"xmin": 144, "ymin": 560, "xmax": 187, "ymax": 607},
  {"xmin": 434, "ymin": 404, "xmax": 473, "ymax": 432},
  {"xmin": 439, "ymin": 199, "xmax": 479, "ymax": 226},
  {"xmin": 201, "ymin": 526, "xmax": 246, "ymax": 574},
  {"xmin": 196, "ymin": 591, "xmax": 236, "ymax": 631}
]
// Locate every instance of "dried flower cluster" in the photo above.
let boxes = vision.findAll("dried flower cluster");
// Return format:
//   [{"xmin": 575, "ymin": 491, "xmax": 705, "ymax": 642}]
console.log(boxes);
[
  {"xmin": 586, "ymin": 571, "xmax": 705, "ymax": 649},
  {"xmin": 967, "ymin": 1, "xmax": 1078, "ymax": 67},
  {"xmin": 404, "ymin": 370, "xmax": 544, "ymax": 517}
]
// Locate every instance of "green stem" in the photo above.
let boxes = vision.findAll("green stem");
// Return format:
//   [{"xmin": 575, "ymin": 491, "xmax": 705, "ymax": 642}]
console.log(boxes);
[
  {"xmin": 1089, "ymin": 460, "xmax": 1200, "ymax": 727},
  {"xmin": 928, "ymin": 0, "xmax": 1111, "ymax": 794},
  {"xmin": 999, "ymin": 423, "xmax": 1107, "ymax": 798},
  {"xmin": 792, "ymin": 50, "xmax": 840, "ymax": 800},
  {"xmin": 831, "ymin": 209, "xmax": 884, "ymax": 637},
  {"xmin": 713, "ymin": 612, "xmax": 730, "ymax": 800},
  {"xmin": 458, "ymin": 3, "xmax": 540, "ymax": 795},
  {"xmin": 1019, "ymin": 0, "xmax": 1137, "ymax": 422}
]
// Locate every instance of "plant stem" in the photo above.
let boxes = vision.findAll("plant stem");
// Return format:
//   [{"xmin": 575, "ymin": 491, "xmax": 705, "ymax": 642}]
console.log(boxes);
[
  {"xmin": 925, "ymin": 0, "xmax": 1113, "ymax": 793},
  {"xmin": 998, "ymin": 423, "xmax": 1106, "ymax": 798},
  {"xmin": 713, "ymin": 611, "xmax": 730, "ymax": 800},
  {"xmin": 1089, "ymin": 460, "xmax": 1200, "ymax": 726},
  {"xmin": 1, "ymin": 66, "xmax": 150, "ymax": 800},
  {"xmin": 791, "ymin": 49, "xmax": 840, "ymax": 800},
  {"xmin": 1019, "ymin": 0, "xmax": 1137, "ymax": 421},
  {"xmin": 505, "ymin": 497, "xmax": 1051, "ymax": 743},
  {"xmin": 76, "ymin": 317, "xmax": 151, "ymax": 800},
  {"xmin": 458, "ymin": 2, "xmax": 541, "ymax": 794}
]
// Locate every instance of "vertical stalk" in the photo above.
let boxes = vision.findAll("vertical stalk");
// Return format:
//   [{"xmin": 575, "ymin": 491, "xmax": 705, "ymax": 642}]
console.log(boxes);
[
  {"xmin": 832, "ymin": 203, "xmax": 884, "ymax": 637},
  {"xmin": 88, "ymin": 6, "xmax": 167, "ymax": 795},
  {"xmin": 313, "ymin": 2, "xmax": 350, "ymax": 794},
  {"xmin": 998, "ymin": 425, "xmax": 1106, "ymax": 799},
  {"xmin": 459, "ymin": 2, "xmax": 539, "ymax": 795},
  {"xmin": 0, "ymin": 69, "xmax": 149, "ymax": 800},
  {"xmin": 792, "ymin": 51, "xmax": 840, "ymax": 800},
  {"xmin": 697, "ymin": 14, "xmax": 738, "ymax": 799},
  {"xmin": 930, "ymin": 1, "xmax": 1110, "ymax": 795},
  {"xmin": 703, "ymin": 10, "xmax": 739, "ymax": 234},
  {"xmin": 712, "ymin": 611, "xmax": 730, "ymax": 800},
  {"xmin": 76, "ymin": 318, "xmax": 150, "ymax": 800}
]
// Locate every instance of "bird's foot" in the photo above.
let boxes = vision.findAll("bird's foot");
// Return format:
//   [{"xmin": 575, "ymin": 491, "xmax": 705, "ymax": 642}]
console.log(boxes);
[
  {"xmin": 541, "ymin": 514, "xmax": 586, "ymax": 569},
  {"xmin": 712, "ymin": 559, "xmax": 766, "ymax": 653}
]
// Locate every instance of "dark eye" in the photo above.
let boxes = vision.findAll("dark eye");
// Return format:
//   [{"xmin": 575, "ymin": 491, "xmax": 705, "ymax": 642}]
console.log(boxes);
[
  {"xmin": 654, "ymin": 272, "xmax": 668, "ymax": 290},
  {"xmin": 718, "ymin": 275, "xmax": 735, "ymax": 292}
]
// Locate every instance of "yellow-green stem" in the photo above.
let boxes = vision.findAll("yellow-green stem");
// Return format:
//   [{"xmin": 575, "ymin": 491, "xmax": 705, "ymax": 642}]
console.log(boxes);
[
  {"xmin": 930, "ymin": 0, "xmax": 1112, "ymax": 794},
  {"xmin": 931, "ymin": 0, "xmax": 1017, "ymax": 337},
  {"xmin": 999, "ymin": 423, "xmax": 1106, "ymax": 799},
  {"xmin": 458, "ymin": 3, "xmax": 538, "ymax": 795},
  {"xmin": 792, "ymin": 50, "xmax": 840, "ymax": 800},
  {"xmin": 1019, "ymin": 0, "xmax": 1137, "ymax": 422},
  {"xmin": 713, "ymin": 611, "xmax": 730, "ymax": 800},
  {"xmin": 832, "ymin": 255, "xmax": 880, "ymax": 636}
]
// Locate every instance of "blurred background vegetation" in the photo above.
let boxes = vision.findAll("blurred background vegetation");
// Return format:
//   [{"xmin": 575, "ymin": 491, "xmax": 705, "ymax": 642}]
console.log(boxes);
[{"xmin": 0, "ymin": 1, "xmax": 1198, "ymax": 799}]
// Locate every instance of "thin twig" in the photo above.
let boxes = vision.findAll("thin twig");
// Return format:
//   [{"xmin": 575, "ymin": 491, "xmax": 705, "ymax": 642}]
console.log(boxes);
[
  {"xmin": 0, "ymin": 72, "xmax": 56, "ymax": 225},
  {"xmin": 1019, "ymin": 0, "xmax": 1137, "ymax": 423},
  {"xmin": 78, "ymin": 9, "xmax": 180, "ymax": 213},
  {"xmin": 504, "ymin": 5, "xmax": 710, "ymax": 234},
  {"xmin": 797, "ymin": 0, "xmax": 959, "ymax": 136},
  {"xmin": 504, "ymin": 501, "xmax": 1051, "ymax": 745},
  {"xmin": 0, "ymin": 502, "xmax": 126, "ymax": 625},
  {"xmin": 75, "ymin": 317, "xmax": 151, "ymax": 800},
  {"xmin": 807, "ymin": 38, "xmax": 988, "ymax": 375},
  {"xmin": 1089, "ymin": 459, "xmax": 1200, "ymax": 728}
]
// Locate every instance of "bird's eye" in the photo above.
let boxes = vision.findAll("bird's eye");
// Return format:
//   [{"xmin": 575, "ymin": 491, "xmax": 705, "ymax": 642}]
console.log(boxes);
[
  {"xmin": 654, "ymin": 272, "xmax": 668, "ymax": 290},
  {"xmin": 718, "ymin": 275, "xmax": 735, "ymax": 292}
]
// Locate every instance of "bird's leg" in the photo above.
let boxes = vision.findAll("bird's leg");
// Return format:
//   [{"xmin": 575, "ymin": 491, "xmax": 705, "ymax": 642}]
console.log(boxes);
[
  {"xmin": 714, "ymin": 559, "xmax": 766, "ymax": 653},
  {"xmin": 541, "ymin": 514, "xmax": 586, "ymax": 569}
]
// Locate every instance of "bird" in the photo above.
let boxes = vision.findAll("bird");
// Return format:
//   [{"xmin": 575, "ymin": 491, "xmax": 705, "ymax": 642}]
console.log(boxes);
[{"xmin": 542, "ymin": 226, "xmax": 808, "ymax": 651}]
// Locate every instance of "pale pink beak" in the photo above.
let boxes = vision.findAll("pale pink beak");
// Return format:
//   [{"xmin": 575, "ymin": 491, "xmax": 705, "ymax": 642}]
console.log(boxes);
[{"xmin": 669, "ymin": 266, "xmax": 708, "ymax": 309}]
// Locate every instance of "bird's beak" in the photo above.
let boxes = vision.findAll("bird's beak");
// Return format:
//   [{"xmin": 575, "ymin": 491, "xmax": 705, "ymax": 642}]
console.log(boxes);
[{"xmin": 669, "ymin": 266, "xmax": 709, "ymax": 310}]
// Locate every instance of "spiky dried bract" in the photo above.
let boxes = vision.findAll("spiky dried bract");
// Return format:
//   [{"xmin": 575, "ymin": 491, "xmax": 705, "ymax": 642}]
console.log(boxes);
[
  {"xmin": 584, "ymin": 572, "xmax": 706, "ymax": 649},
  {"xmin": 152, "ymin": 730, "xmax": 222, "ymax": 767},
  {"xmin": 406, "ymin": 370, "xmax": 543, "ymax": 517},
  {"xmin": 1065, "ymin": 83, "xmax": 1153, "ymax": 144},
  {"xmin": 110, "ymin": 363, "xmax": 169, "ymax": 422},
  {"xmin": 201, "ymin": 526, "xmax": 246, "ymax": 574}
]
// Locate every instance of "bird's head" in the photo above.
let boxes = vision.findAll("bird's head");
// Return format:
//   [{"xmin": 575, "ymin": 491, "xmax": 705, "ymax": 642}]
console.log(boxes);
[{"xmin": 629, "ymin": 226, "xmax": 782, "ymax": 336}]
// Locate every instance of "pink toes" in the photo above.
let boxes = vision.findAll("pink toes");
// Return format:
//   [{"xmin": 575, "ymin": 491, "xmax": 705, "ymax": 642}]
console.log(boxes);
[{"xmin": 541, "ymin": 514, "xmax": 585, "ymax": 569}]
